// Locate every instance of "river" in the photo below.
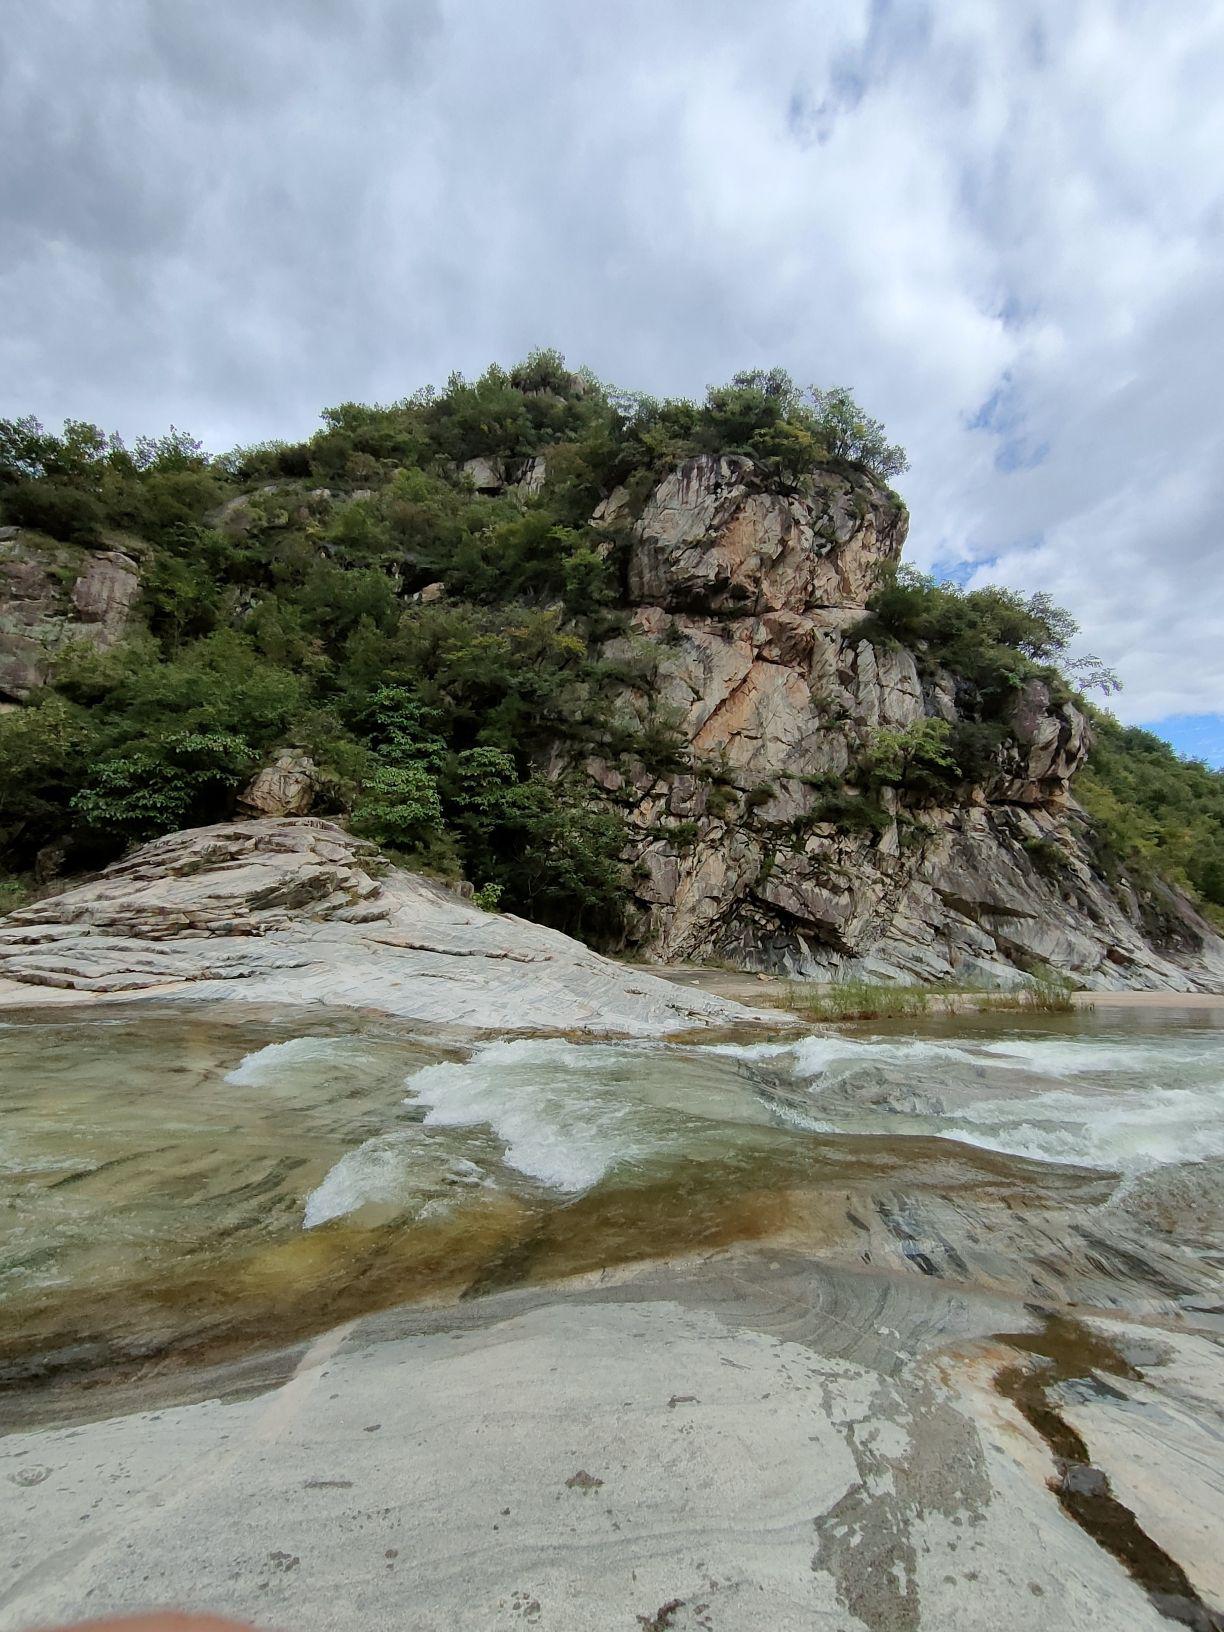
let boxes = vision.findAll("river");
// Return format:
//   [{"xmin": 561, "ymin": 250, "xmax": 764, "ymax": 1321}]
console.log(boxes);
[{"xmin": 2, "ymin": 999, "xmax": 1220, "ymax": 1393}]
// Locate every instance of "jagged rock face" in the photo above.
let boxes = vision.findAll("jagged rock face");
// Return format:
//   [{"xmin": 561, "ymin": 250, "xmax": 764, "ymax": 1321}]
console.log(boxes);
[
  {"xmin": 628, "ymin": 454, "xmax": 906, "ymax": 614},
  {"xmin": 993, "ymin": 677, "xmax": 1091, "ymax": 804},
  {"xmin": 0, "ymin": 533, "xmax": 140, "ymax": 700},
  {"xmin": 588, "ymin": 456, "xmax": 1224, "ymax": 991}
]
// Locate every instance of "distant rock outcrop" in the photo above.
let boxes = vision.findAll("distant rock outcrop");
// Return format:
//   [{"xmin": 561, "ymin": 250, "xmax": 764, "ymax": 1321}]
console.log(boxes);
[
  {"xmin": 0, "ymin": 530, "xmax": 139, "ymax": 700},
  {"xmin": 575, "ymin": 454, "xmax": 1224, "ymax": 991}
]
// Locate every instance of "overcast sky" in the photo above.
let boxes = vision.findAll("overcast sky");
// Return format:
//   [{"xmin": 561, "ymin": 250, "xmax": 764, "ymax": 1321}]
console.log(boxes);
[{"xmin": 3, "ymin": 0, "xmax": 1223, "ymax": 761}]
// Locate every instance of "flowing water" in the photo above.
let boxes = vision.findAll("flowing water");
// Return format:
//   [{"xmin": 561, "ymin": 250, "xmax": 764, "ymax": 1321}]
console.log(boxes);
[{"xmin": 1, "ymin": 1000, "xmax": 1221, "ymax": 1391}]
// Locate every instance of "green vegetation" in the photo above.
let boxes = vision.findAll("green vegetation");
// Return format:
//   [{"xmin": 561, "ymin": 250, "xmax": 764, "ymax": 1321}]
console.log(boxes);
[
  {"xmin": 975, "ymin": 976, "xmax": 1078, "ymax": 1014},
  {"xmin": 1075, "ymin": 714, "xmax": 1224, "ymax": 927},
  {"xmin": 1, "ymin": 350, "xmax": 1218, "ymax": 947},
  {"xmin": 779, "ymin": 980, "xmax": 934, "ymax": 1022},
  {"xmin": 858, "ymin": 564, "xmax": 1119, "ymax": 748},
  {"xmin": 777, "ymin": 975, "xmax": 1078, "ymax": 1023},
  {"xmin": 0, "ymin": 357, "xmax": 906, "ymax": 939}
]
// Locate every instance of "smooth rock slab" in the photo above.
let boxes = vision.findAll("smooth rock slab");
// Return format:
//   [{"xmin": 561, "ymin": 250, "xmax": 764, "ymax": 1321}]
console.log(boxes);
[
  {"xmin": 0, "ymin": 817, "xmax": 762, "ymax": 1034},
  {"xmin": 0, "ymin": 1277, "xmax": 1189, "ymax": 1632}
]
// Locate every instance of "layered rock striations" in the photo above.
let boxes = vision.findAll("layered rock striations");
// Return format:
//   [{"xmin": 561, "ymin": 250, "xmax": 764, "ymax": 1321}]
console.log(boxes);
[
  {"xmin": 0, "ymin": 817, "xmax": 757, "ymax": 1033},
  {"xmin": 578, "ymin": 455, "xmax": 1224, "ymax": 991}
]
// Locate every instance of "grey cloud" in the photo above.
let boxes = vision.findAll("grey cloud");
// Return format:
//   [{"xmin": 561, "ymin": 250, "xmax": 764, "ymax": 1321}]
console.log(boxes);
[{"xmin": 1, "ymin": 0, "xmax": 1222, "ymax": 725}]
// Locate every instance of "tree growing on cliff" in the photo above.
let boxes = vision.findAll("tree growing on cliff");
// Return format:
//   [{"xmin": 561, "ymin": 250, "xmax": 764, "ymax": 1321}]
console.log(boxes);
[
  {"xmin": 863, "ymin": 718, "xmax": 958, "ymax": 795},
  {"xmin": 806, "ymin": 387, "xmax": 909, "ymax": 479}
]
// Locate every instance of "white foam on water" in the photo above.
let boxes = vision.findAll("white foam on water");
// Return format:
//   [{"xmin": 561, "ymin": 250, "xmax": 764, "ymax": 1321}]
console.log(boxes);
[
  {"xmin": 939, "ymin": 1083, "xmax": 1224, "ymax": 1171},
  {"xmin": 300, "ymin": 1036, "xmax": 775, "ymax": 1224},
  {"xmin": 709, "ymin": 1035, "xmax": 984, "ymax": 1075},
  {"xmin": 224, "ymin": 1036, "xmax": 375, "ymax": 1086},
  {"xmin": 405, "ymin": 1040, "xmax": 650, "ymax": 1193},
  {"xmin": 705, "ymin": 1024, "xmax": 1224, "ymax": 1172},
  {"xmin": 300, "ymin": 1024, "xmax": 1223, "ymax": 1222},
  {"xmin": 303, "ymin": 1134, "xmax": 491, "ymax": 1228},
  {"xmin": 975, "ymin": 1037, "xmax": 1214, "ymax": 1075}
]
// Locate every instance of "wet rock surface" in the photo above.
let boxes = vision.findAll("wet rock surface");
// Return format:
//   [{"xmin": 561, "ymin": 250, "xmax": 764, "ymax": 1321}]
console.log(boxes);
[{"xmin": 2, "ymin": 1253, "xmax": 1219, "ymax": 1632}]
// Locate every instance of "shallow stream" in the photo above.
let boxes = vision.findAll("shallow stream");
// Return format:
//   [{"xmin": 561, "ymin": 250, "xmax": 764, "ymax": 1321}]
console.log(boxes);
[{"xmin": 1, "ymin": 1000, "xmax": 1221, "ymax": 1389}]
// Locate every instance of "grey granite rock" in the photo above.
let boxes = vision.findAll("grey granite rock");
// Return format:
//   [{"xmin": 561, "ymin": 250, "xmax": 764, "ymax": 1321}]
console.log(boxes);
[
  {"xmin": 0, "ymin": 532, "xmax": 139, "ymax": 699},
  {"xmin": 0, "ymin": 817, "xmax": 763, "ymax": 1033}
]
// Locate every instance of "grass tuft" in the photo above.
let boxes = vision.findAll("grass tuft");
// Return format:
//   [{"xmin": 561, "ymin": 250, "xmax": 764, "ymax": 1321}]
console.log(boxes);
[
  {"xmin": 776, "ymin": 974, "xmax": 1080, "ymax": 1022},
  {"xmin": 778, "ymin": 980, "xmax": 932, "ymax": 1022}
]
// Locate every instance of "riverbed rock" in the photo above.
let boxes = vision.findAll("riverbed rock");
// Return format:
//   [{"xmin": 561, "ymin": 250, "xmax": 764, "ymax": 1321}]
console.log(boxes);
[
  {"xmin": 577, "ymin": 455, "xmax": 1224, "ymax": 991},
  {"xmin": 0, "ymin": 532, "xmax": 140, "ymax": 699},
  {"xmin": 0, "ymin": 817, "xmax": 761, "ymax": 1033},
  {"xmin": 2, "ymin": 1257, "xmax": 1215, "ymax": 1632}
]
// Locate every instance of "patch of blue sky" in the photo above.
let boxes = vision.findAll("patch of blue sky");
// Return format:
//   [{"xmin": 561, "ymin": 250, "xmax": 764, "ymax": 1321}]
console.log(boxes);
[
  {"xmin": 994, "ymin": 437, "xmax": 1049, "ymax": 473},
  {"xmin": 1141, "ymin": 714, "xmax": 1224, "ymax": 769},
  {"xmin": 927, "ymin": 557, "xmax": 981, "ymax": 587}
]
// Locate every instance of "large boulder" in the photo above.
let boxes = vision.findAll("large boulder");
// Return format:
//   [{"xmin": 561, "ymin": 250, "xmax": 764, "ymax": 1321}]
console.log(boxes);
[
  {"xmin": 461, "ymin": 456, "xmax": 506, "ymax": 494},
  {"xmin": 238, "ymin": 750, "xmax": 319, "ymax": 817}
]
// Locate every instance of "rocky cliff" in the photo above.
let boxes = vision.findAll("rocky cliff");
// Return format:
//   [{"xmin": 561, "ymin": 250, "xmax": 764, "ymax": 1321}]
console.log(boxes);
[
  {"xmin": 0, "ymin": 527, "xmax": 139, "ymax": 700},
  {"xmin": 569, "ymin": 455, "xmax": 1224, "ymax": 991},
  {"xmin": 2, "ymin": 419, "xmax": 1220, "ymax": 995}
]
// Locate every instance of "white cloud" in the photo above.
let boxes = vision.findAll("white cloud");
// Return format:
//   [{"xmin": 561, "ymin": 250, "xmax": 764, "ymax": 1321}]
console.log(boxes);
[{"xmin": 2, "ymin": 0, "xmax": 1223, "ymax": 725}]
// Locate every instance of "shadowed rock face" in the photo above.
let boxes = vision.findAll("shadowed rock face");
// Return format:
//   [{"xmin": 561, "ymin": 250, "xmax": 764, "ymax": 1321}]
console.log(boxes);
[{"xmin": 584, "ymin": 454, "xmax": 1224, "ymax": 991}]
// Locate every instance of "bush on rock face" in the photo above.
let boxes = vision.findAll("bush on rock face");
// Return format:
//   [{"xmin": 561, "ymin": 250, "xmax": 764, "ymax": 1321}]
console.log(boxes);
[{"xmin": 2, "ymin": 480, "xmax": 106, "ymax": 544}]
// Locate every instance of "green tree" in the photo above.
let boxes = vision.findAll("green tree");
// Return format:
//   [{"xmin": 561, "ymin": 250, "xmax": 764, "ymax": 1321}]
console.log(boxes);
[
  {"xmin": 863, "ymin": 718, "xmax": 959, "ymax": 794},
  {"xmin": 807, "ymin": 386, "xmax": 909, "ymax": 479}
]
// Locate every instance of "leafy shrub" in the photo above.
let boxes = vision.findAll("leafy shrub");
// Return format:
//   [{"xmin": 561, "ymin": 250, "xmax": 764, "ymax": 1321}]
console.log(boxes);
[
  {"xmin": 71, "ymin": 731, "xmax": 255, "ymax": 843},
  {"xmin": 350, "ymin": 761, "xmax": 447, "ymax": 856},
  {"xmin": 859, "ymin": 566, "xmax": 1119, "ymax": 711},
  {"xmin": 2, "ymin": 480, "xmax": 105, "ymax": 543},
  {"xmin": 862, "ymin": 718, "xmax": 958, "ymax": 796}
]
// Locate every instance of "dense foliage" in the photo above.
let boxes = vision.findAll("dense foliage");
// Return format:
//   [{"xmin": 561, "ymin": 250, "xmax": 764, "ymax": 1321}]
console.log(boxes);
[
  {"xmin": 1076, "ymin": 715, "xmax": 1224, "ymax": 925},
  {"xmin": 2, "ymin": 352, "xmax": 1218, "ymax": 939},
  {"xmin": 0, "ymin": 357, "xmax": 906, "ymax": 935}
]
